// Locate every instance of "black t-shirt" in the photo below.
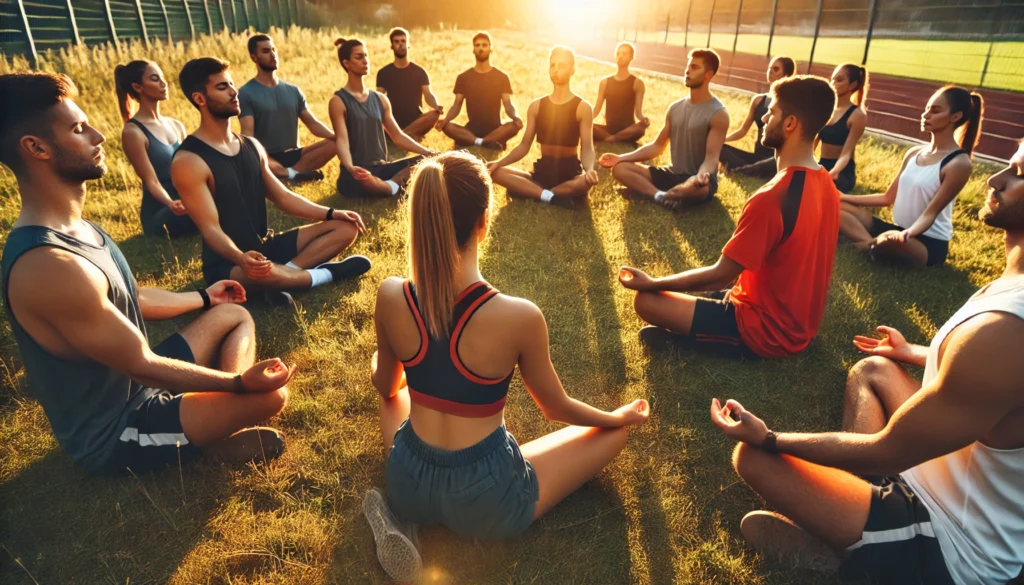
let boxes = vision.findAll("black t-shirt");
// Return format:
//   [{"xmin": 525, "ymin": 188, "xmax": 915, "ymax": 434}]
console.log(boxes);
[
  {"xmin": 453, "ymin": 67, "xmax": 513, "ymax": 135},
  {"xmin": 375, "ymin": 62, "xmax": 430, "ymax": 128}
]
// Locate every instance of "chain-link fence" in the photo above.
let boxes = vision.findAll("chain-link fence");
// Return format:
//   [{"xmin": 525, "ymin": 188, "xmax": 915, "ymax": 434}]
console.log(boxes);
[{"xmin": 610, "ymin": 0, "xmax": 1023, "ymax": 91}]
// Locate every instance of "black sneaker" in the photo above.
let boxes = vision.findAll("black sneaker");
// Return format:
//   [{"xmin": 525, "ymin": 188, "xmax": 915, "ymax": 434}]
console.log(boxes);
[
  {"xmin": 638, "ymin": 326, "xmax": 685, "ymax": 349},
  {"xmin": 317, "ymin": 255, "xmax": 372, "ymax": 281},
  {"xmin": 260, "ymin": 290, "xmax": 295, "ymax": 307},
  {"xmin": 289, "ymin": 169, "xmax": 324, "ymax": 184},
  {"xmin": 209, "ymin": 426, "xmax": 286, "ymax": 465},
  {"xmin": 548, "ymin": 195, "xmax": 576, "ymax": 210}
]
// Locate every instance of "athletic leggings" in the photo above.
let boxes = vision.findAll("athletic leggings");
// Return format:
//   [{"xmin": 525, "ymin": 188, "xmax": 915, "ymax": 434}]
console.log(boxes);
[{"xmin": 720, "ymin": 144, "xmax": 778, "ymax": 179}]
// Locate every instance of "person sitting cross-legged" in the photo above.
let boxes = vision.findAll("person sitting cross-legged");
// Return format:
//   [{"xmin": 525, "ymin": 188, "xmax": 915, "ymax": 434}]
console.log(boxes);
[
  {"xmin": 0, "ymin": 72, "xmax": 294, "ymax": 475},
  {"xmin": 171, "ymin": 57, "xmax": 371, "ymax": 305},
  {"xmin": 618, "ymin": 75, "xmax": 840, "ymax": 359},
  {"xmin": 592, "ymin": 41, "xmax": 650, "ymax": 144},
  {"xmin": 709, "ymin": 143, "xmax": 1024, "ymax": 585},
  {"xmin": 375, "ymin": 27, "xmax": 444, "ymax": 141}
]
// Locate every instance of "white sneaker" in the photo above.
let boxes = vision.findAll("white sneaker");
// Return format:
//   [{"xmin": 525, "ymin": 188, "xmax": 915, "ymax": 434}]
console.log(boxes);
[{"xmin": 363, "ymin": 487, "xmax": 422, "ymax": 582}]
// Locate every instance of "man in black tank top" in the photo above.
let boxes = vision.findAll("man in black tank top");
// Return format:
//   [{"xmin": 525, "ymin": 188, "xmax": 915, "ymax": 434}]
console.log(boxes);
[
  {"xmin": 171, "ymin": 58, "xmax": 372, "ymax": 302},
  {"xmin": 593, "ymin": 42, "xmax": 650, "ymax": 144},
  {"xmin": 0, "ymin": 72, "xmax": 294, "ymax": 474},
  {"xmin": 487, "ymin": 46, "xmax": 599, "ymax": 210}
]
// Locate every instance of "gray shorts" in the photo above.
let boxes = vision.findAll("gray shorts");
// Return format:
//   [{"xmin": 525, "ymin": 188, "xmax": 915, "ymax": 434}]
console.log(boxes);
[{"xmin": 385, "ymin": 419, "xmax": 539, "ymax": 541}]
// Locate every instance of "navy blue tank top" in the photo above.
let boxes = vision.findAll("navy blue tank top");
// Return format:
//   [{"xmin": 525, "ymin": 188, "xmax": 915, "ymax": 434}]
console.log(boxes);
[
  {"xmin": 127, "ymin": 118, "xmax": 181, "ymax": 226},
  {"xmin": 400, "ymin": 280, "xmax": 513, "ymax": 417},
  {"xmin": 818, "ymin": 104, "xmax": 857, "ymax": 147}
]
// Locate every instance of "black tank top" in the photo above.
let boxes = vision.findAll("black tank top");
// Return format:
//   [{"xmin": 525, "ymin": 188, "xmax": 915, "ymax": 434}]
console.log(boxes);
[
  {"xmin": 537, "ymin": 95, "xmax": 583, "ymax": 147},
  {"xmin": 175, "ymin": 134, "xmax": 267, "ymax": 265},
  {"xmin": 1, "ymin": 223, "xmax": 153, "ymax": 473},
  {"xmin": 753, "ymin": 94, "xmax": 770, "ymax": 133},
  {"xmin": 604, "ymin": 75, "xmax": 636, "ymax": 132},
  {"xmin": 818, "ymin": 104, "xmax": 857, "ymax": 147},
  {"xmin": 400, "ymin": 280, "xmax": 513, "ymax": 418}
]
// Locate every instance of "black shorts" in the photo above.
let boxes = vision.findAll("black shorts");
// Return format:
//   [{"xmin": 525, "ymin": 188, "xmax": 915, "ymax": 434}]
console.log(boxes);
[
  {"xmin": 687, "ymin": 291, "xmax": 756, "ymax": 358},
  {"xmin": 869, "ymin": 217, "xmax": 950, "ymax": 266},
  {"xmin": 531, "ymin": 156, "xmax": 583, "ymax": 189},
  {"xmin": 648, "ymin": 166, "xmax": 719, "ymax": 202},
  {"xmin": 102, "ymin": 333, "xmax": 203, "ymax": 475},
  {"xmin": 202, "ymin": 227, "xmax": 301, "ymax": 285},
  {"xmin": 839, "ymin": 475, "xmax": 954, "ymax": 585},
  {"xmin": 267, "ymin": 147, "xmax": 304, "ymax": 169},
  {"xmin": 819, "ymin": 157, "xmax": 856, "ymax": 194},
  {"xmin": 337, "ymin": 156, "xmax": 423, "ymax": 198},
  {"xmin": 466, "ymin": 119, "xmax": 501, "ymax": 138}
]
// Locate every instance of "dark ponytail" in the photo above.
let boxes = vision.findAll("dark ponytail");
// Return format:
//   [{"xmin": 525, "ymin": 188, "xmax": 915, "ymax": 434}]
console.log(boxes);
[
  {"xmin": 938, "ymin": 85, "xmax": 985, "ymax": 156},
  {"xmin": 773, "ymin": 55, "xmax": 796, "ymax": 77},
  {"xmin": 839, "ymin": 63, "xmax": 870, "ymax": 109},
  {"xmin": 114, "ymin": 60, "xmax": 152, "ymax": 122},
  {"xmin": 334, "ymin": 37, "xmax": 364, "ymax": 71}
]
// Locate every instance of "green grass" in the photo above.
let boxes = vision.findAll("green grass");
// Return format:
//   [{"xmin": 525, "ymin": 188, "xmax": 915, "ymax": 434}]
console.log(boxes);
[
  {"xmin": 0, "ymin": 26, "xmax": 1008, "ymax": 585},
  {"xmin": 630, "ymin": 31, "xmax": 1024, "ymax": 91}
]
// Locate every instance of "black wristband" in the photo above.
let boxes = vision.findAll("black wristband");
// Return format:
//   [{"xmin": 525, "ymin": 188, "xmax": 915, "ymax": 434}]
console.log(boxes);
[
  {"xmin": 761, "ymin": 430, "xmax": 779, "ymax": 454},
  {"xmin": 197, "ymin": 288, "xmax": 211, "ymax": 310},
  {"xmin": 326, "ymin": 207, "xmax": 335, "ymax": 221},
  {"xmin": 233, "ymin": 374, "xmax": 245, "ymax": 393}
]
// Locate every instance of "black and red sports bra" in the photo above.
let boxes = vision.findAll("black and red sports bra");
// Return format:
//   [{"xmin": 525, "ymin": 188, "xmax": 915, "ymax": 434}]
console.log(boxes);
[{"xmin": 400, "ymin": 280, "xmax": 514, "ymax": 417}]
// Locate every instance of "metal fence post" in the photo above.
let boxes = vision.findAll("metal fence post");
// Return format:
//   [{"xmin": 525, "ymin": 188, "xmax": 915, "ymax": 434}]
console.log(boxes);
[
  {"xmin": 633, "ymin": 5, "xmax": 639, "ymax": 43},
  {"xmin": 861, "ymin": 0, "xmax": 879, "ymax": 64},
  {"xmin": 706, "ymin": 0, "xmax": 717, "ymax": 48},
  {"xmin": 103, "ymin": 0, "xmax": 120, "ymax": 49},
  {"xmin": 157, "ymin": 0, "xmax": 172, "ymax": 42},
  {"xmin": 241, "ymin": 0, "xmax": 251, "ymax": 29},
  {"xmin": 227, "ymin": 0, "xmax": 236, "ymax": 31},
  {"xmin": 765, "ymin": 0, "xmax": 779, "ymax": 57},
  {"xmin": 727, "ymin": 0, "xmax": 744, "ymax": 84},
  {"xmin": 684, "ymin": 0, "xmax": 693, "ymax": 47},
  {"xmin": 134, "ymin": 0, "xmax": 150, "ymax": 47},
  {"xmin": 979, "ymin": 0, "xmax": 1005, "ymax": 88},
  {"xmin": 181, "ymin": 0, "xmax": 195, "ymax": 39},
  {"xmin": 807, "ymin": 0, "xmax": 824, "ymax": 73},
  {"xmin": 664, "ymin": 11, "xmax": 670, "ymax": 44},
  {"xmin": 216, "ymin": 0, "xmax": 227, "ymax": 31},
  {"xmin": 201, "ymin": 0, "xmax": 213, "ymax": 33},
  {"xmin": 16, "ymin": 0, "xmax": 38, "ymax": 66},
  {"xmin": 65, "ymin": 0, "xmax": 82, "ymax": 45}
]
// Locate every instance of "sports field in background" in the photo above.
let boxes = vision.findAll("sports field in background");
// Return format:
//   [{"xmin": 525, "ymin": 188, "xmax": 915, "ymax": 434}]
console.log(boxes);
[
  {"xmin": 0, "ymin": 26, "xmax": 1010, "ymax": 584},
  {"xmin": 627, "ymin": 31, "xmax": 1024, "ymax": 91}
]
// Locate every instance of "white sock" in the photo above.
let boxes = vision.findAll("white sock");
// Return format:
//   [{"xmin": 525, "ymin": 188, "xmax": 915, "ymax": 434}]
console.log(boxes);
[
  {"xmin": 385, "ymin": 180, "xmax": 400, "ymax": 196},
  {"xmin": 654, "ymin": 191, "xmax": 667, "ymax": 202},
  {"xmin": 540, "ymin": 189, "xmax": 555, "ymax": 203},
  {"xmin": 307, "ymin": 268, "xmax": 333, "ymax": 288},
  {"xmin": 285, "ymin": 261, "xmax": 300, "ymax": 270},
  {"xmin": 474, "ymin": 138, "xmax": 483, "ymax": 146},
  {"xmin": 287, "ymin": 167, "xmax": 297, "ymax": 180}
]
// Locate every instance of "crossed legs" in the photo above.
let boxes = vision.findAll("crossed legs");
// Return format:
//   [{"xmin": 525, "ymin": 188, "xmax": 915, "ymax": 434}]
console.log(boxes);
[
  {"xmin": 443, "ymin": 121, "xmax": 521, "ymax": 148},
  {"xmin": 228, "ymin": 220, "xmax": 360, "ymax": 290},
  {"xmin": 401, "ymin": 110, "xmax": 441, "ymax": 141},
  {"xmin": 267, "ymin": 139, "xmax": 338, "ymax": 178},
  {"xmin": 491, "ymin": 166, "xmax": 591, "ymax": 201},
  {"xmin": 594, "ymin": 122, "xmax": 646, "ymax": 143},
  {"xmin": 840, "ymin": 203, "xmax": 930, "ymax": 267},
  {"xmin": 611, "ymin": 162, "xmax": 710, "ymax": 204}
]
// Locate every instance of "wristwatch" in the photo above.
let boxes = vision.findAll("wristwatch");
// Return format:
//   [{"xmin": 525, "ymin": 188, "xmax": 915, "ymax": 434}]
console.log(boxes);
[{"xmin": 761, "ymin": 430, "xmax": 779, "ymax": 454}]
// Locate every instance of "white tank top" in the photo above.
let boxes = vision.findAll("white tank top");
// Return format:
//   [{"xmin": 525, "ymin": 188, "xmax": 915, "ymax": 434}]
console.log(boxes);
[
  {"xmin": 902, "ymin": 276, "xmax": 1024, "ymax": 585},
  {"xmin": 891, "ymin": 148, "xmax": 965, "ymax": 242}
]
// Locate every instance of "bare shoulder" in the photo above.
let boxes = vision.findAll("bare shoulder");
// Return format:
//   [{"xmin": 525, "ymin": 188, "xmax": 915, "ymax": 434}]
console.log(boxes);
[
  {"xmin": 577, "ymin": 98, "xmax": 594, "ymax": 117},
  {"xmin": 945, "ymin": 152, "xmax": 973, "ymax": 175},
  {"xmin": 170, "ymin": 147, "xmax": 209, "ymax": 176},
  {"xmin": 171, "ymin": 118, "xmax": 187, "ymax": 141},
  {"xmin": 8, "ymin": 246, "xmax": 106, "ymax": 315},
  {"xmin": 122, "ymin": 122, "xmax": 145, "ymax": 144},
  {"xmin": 376, "ymin": 276, "xmax": 408, "ymax": 305},
  {"xmin": 485, "ymin": 293, "xmax": 544, "ymax": 329},
  {"xmin": 634, "ymin": 76, "xmax": 645, "ymax": 90},
  {"xmin": 942, "ymin": 311, "xmax": 1024, "ymax": 388}
]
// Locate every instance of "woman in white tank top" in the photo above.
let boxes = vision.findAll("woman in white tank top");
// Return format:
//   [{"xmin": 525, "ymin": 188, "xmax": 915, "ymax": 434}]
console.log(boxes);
[{"xmin": 837, "ymin": 86, "xmax": 984, "ymax": 267}]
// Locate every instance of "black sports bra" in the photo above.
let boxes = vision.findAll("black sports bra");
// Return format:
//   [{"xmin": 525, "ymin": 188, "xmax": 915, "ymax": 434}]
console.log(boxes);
[
  {"xmin": 536, "ymin": 95, "xmax": 583, "ymax": 147},
  {"xmin": 400, "ymin": 280, "xmax": 513, "ymax": 417},
  {"xmin": 818, "ymin": 104, "xmax": 857, "ymax": 147}
]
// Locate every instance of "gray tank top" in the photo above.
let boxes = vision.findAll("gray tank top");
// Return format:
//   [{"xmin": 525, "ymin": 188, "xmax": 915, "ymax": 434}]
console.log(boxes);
[
  {"xmin": 335, "ymin": 88, "xmax": 387, "ymax": 167},
  {"xmin": 668, "ymin": 96, "xmax": 725, "ymax": 176},
  {"xmin": 127, "ymin": 119, "xmax": 181, "ymax": 224},
  {"xmin": 1, "ymin": 222, "xmax": 155, "ymax": 473}
]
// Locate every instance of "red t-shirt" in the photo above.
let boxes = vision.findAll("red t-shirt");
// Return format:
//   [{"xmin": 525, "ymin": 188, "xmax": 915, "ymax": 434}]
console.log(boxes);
[{"xmin": 723, "ymin": 166, "xmax": 840, "ymax": 358}]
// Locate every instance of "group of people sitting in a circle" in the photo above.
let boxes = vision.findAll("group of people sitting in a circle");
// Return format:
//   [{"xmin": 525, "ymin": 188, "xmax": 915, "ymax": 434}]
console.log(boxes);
[{"xmin": 0, "ymin": 28, "xmax": 1020, "ymax": 585}]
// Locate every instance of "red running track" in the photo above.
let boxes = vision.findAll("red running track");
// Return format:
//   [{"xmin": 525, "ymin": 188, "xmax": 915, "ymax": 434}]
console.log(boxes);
[{"xmin": 569, "ymin": 38, "xmax": 1022, "ymax": 161}]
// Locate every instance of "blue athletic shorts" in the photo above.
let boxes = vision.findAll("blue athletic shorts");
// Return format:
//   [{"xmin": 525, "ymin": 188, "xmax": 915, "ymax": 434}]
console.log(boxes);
[{"xmin": 385, "ymin": 419, "xmax": 540, "ymax": 541}]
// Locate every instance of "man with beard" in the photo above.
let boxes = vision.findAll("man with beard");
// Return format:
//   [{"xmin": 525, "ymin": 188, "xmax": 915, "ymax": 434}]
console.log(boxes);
[
  {"xmin": 238, "ymin": 34, "xmax": 336, "ymax": 183},
  {"xmin": 710, "ymin": 141, "xmax": 1024, "ymax": 585},
  {"xmin": 435, "ymin": 31, "xmax": 522, "ymax": 150},
  {"xmin": 592, "ymin": 41, "xmax": 650, "ymax": 143},
  {"xmin": 487, "ymin": 46, "xmax": 599, "ymax": 210},
  {"xmin": 374, "ymin": 27, "xmax": 443, "ymax": 141},
  {"xmin": 0, "ymin": 72, "xmax": 294, "ymax": 475},
  {"xmin": 172, "ymin": 58, "xmax": 371, "ymax": 306},
  {"xmin": 618, "ymin": 75, "xmax": 839, "ymax": 359},
  {"xmin": 600, "ymin": 48, "xmax": 729, "ymax": 210}
]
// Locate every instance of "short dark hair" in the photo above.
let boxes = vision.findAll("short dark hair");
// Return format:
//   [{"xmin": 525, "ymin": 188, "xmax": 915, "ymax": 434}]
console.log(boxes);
[
  {"xmin": 389, "ymin": 27, "xmax": 408, "ymax": 42},
  {"xmin": 247, "ymin": 33, "xmax": 272, "ymax": 55},
  {"xmin": 770, "ymin": 75, "xmax": 836, "ymax": 141},
  {"xmin": 0, "ymin": 72, "xmax": 78, "ymax": 176},
  {"xmin": 178, "ymin": 57, "xmax": 230, "ymax": 109},
  {"xmin": 472, "ymin": 31, "xmax": 491, "ymax": 45},
  {"xmin": 689, "ymin": 48, "xmax": 720, "ymax": 75},
  {"xmin": 334, "ymin": 37, "xmax": 364, "ymax": 71}
]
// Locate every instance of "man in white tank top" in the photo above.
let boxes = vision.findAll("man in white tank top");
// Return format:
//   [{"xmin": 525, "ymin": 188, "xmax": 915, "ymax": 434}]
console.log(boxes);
[{"xmin": 709, "ymin": 142, "xmax": 1024, "ymax": 585}]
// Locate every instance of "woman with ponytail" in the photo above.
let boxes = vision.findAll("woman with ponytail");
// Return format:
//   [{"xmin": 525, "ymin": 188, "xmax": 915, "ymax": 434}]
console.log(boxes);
[
  {"xmin": 720, "ymin": 55, "xmax": 796, "ymax": 178},
  {"xmin": 838, "ymin": 85, "xmax": 982, "ymax": 267},
  {"xmin": 365, "ymin": 151, "xmax": 649, "ymax": 581},
  {"xmin": 816, "ymin": 63, "xmax": 869, "ymax": 193},
  {"xmin": 116, "ymin": 60, "xmax": 196, "ymax": 237}
]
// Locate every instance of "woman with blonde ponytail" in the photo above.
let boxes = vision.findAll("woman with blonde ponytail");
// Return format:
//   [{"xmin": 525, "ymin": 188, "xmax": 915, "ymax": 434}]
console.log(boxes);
[
  {"xmin": 364, "ymin": 151, "xmax": 650, "ymax": 581},
  {"xmin": 116, "ymin": 60, "xmax": 195, "ymax": 237},
  {"xmin": 817, "ymin": 63, "xmax": 869, "ymax": 193},
  {"xmin": 839, "ymin": 85, "xmax": 982, "ymax": 267}
]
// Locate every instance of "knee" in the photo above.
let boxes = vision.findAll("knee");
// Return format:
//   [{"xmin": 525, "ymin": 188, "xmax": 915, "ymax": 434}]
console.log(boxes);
[
  {"xmin": 209, "ymin": 302, "xmax": 254, "ymax": 329},
  {"xmin": 632, "ymin": 290, "xmax": 657, "ymax": 319},
  {"xmin": 608, "ymin": 425, "xmax": 629, "ymax": 452},
  {"xmin": 326, "ymin": 219, "xmax": 359, "ymax": 247},
  {"xmin": 732, "ymin": 441, "xmax": 769, "ymax": 482},
  {"xmin": 611, "ymin": 162, "xmax": 632, "ymax": 181},
  {"xmin": 491, "ymin": 166, "xmax": 510, "ymax": 184},
  {"xmin": 846, "ymin": 356, "xmax": 897, "ymax": 393},
  {"xmin": 265, "ymin": 386, "xmax": 289, "ymax": 417},
  {"xmin": 425, "ymin": 110, "xmax": 441, "ymax": 124}
]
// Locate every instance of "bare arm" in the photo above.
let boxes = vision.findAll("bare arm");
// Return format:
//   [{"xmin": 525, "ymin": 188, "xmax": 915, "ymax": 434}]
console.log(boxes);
[
  {"xmin": 437, "ymin": 94, "xmax": 465, "ymax": 129},
  {"xmin": 633, "ymin": 77, "xmax": 648, "ymax": 123},
  {"xmin": 122, "ymin": 125, "xmax": 175, "ymax": 208},
  {"xmin": 639, "ymin": 255, "xmax": 744, "ymax": 293},
  {"xmin": 903, "ymin": 156, "xmax": 972, "ymax": 238},
  {"xmin": 725, "ymin": 95, "xmax": 760, "ymax": 143},
  {"xmin": 830, "ymin": 108, "xmax": 867, "ymax": 176},
  {"xmin": 422, "ymin": 84, "xmax": 442, "ymax": 111},
  {"xmin": 328, "ymin": 95, "xmax": 357, "ymax": 172},
  {"xmin": 700, "ymin": 108, "xmax": 730, "ymax": 177},
  {"xmin": 138, "ymin": 288, "xmax": 204, "ymax": 320},
  {"xmin": 578, "ymin": 100, "xmax": 596, "ymax": 173},
  {"xmin": 171, "ymin": 151, "xmax": 246, "ymax": 266},
  {"xmin": 840, "ymin": 147, "xmax": 916, "ymax": 208},
  {"xmin": 502, "ymin": 92, "xmax": 520, "ymax": 124},
  {"xmin": 613, "ymin": 110, "xmax": 672, "ymax": 163},
  {"xmin": 298, "ymin": 108, "xmax": 336, "ymax": 140},
  {"xmin": 372, "ymin": 278, "xmax": 406, "ymax": 397},
  {"xmin": 490, "ymin": 99, "xmax": 539, "ymax": 168},
  {"xmin": 593, "ymin": 78, "xmax": 607, "ymax": 120},
  {"xmin": 378, "ymin": 92, "xmax": 433, "ymax": 155}
]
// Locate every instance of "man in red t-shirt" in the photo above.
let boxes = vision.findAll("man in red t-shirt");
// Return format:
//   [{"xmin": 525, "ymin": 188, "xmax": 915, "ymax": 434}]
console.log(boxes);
[{"xmin": 619, "ymin": 75, "xmax": 840, "ymax": 358}]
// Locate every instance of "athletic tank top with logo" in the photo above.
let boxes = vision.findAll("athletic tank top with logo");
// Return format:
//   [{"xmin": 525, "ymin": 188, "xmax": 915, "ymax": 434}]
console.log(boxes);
[
  {"xmin": 400, "ymin": 280, "xmax": 514, "ymax": 417},
  {"xmin": 1, "ymin": 223, "xmax": 155, "ymax": 473},
  {"xmin": 901, "ymin": 276, "xmax": 1024, "ymax": 585},
  {"xmin": 668, "ymin": 96, "xmax": 725, "ymax": 176},
  {"xmin": 537, "ymin": 95, "xmax": 583, "ymax": 148},
  {"xmin": 127, "ymin": 118, "xmax": 182, "ymax": 226},
  {"xmin": 891, "ymin": 148, "xmax": 967, "ymax": 242},
  {"xmin": 335, "ymin": 89, "xmax": 388, "ymax": 167},
  {"xmin": 604, "ymin": 75, "xmax": 636, "ymax": 133}
]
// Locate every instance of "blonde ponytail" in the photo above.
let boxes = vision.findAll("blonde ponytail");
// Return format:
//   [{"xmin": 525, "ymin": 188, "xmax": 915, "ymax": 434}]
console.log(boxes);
[{"xmin": 409, "ymin": 160, "xmax": 461, "ymax": 339}]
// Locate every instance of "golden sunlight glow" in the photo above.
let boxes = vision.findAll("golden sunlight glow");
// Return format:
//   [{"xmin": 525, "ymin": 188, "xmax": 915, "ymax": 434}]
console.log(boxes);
[{"xmin": 544, "ymin": 0, "xmax": 617, "ymax": 38}]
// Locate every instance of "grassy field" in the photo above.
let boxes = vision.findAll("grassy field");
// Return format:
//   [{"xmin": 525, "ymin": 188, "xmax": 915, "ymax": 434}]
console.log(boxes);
[
  {"xmin": 0, "ymin": 26, "xmax": 1008, "ymax": 585},
  {"xmin": 628, "ymin": 31, "xmax": 1024, "ymax": 92}
]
